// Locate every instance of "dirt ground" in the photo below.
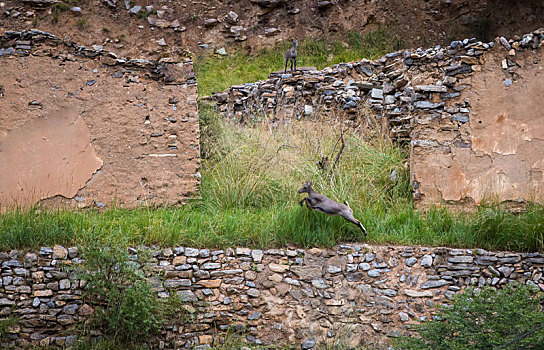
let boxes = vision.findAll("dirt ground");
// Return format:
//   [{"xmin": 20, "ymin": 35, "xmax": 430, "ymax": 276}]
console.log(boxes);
[{"xmin": 1, "ymin": 0, "xmax": 543, "ymax": 62}]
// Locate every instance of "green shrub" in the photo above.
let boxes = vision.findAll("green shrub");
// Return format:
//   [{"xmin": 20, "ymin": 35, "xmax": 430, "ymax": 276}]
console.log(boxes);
[
  {"xmin": 77, "ymin": 339, "xmax": 149, "ymax": 350},
  {"xmin": 75, "ymin": 239, "xmax": 188, "ymax": 347},
  {"xmin": 394, "ymin": 283, "xmax": 544, "ymax": 350}
]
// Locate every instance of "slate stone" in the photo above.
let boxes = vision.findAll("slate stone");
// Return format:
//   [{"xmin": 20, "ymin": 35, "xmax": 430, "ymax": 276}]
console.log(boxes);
[
  {"xmin": 421, "ymin": 254, "xmax": 433, "ymax": 267},
  {"xmin": 405, "ymin": 257, "xmax": 417, "ymax": 267},
  {"xmin": 421, "ymin": 279, "xmax": 450, "ymax": 289},
  {"xmin": 302, "ymin": 338, "xmax": 317, "ymax": 349}
]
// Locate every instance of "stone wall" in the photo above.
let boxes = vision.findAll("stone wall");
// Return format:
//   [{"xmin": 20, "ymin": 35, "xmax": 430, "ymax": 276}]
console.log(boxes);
[
  {"xmin": 1, "ymin": 244, "xmax": 543, "ymax": 349},
  {"xmin": 209, "ymin": 29, "xmax": 544, "ymax": 209},
  {"xmin": 410, "ymin": 30, "xmax": 544, "ymax": 209},
  {"xmin": 0, "ymin": 30, "xmax": 201, "ymax": 210}
]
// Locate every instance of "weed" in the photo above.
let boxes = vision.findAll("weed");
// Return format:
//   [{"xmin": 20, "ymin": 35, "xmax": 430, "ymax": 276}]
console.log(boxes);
[
  {"xmin": 136, "ymin": 9, "xmax": 157, "ymax": 19},
  {"xmin": 51, "ymin": 12, "xmax": 60, "ymax": 25},
  {"xmin": 52, "ymin": 2, "xmax": 71, "ymax": 12},
  {"xmin": 212, "ymin": 327, "xmax": 296, "ymax": 349},
  {"xmin": 76, "ymin": 17, "xmax": 88, "ymax": 30},
  {"xmin": 0, "ymin": 316, "xmax": 18, "ymax": 341},
  {"xmin": 187, "ymin": 13, "xmax": 200, "ymax": 23},
  {"xmin": 51, "ymin": 3, "xmax": 71, "ymax": 25},
  {"xmin": 198, "ymin": 102, "xmax": 235, "ymax": 160},
  {"xmin": 103, "ymin": 27, "xmax": 110, "ymax": 33},
  {"xmin": 76, "ymin": 339, "xmax": 149, "ymax": 350}
]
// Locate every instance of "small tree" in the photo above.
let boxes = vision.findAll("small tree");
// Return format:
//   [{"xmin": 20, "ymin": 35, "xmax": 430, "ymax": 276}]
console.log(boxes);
[{"xmin": 395, "ymin": 283, "xmax": 544, "ymax": 350}]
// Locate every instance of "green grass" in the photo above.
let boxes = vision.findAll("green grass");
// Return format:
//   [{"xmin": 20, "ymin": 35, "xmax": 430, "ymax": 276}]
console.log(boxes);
[
  {"xmin": 2, "ymin": 202, "xmax": 543, "ymax": 252},
  {"xmin": 0, "ymin": 316, "xmax": 18, "ymax": 342},
  {"xmin": 1, "ymin": 108, "xmax": 543, "ymax": 252},
  {"xmin": 194, "ymin": 27, "xmax": 406, "ymax": 96}
]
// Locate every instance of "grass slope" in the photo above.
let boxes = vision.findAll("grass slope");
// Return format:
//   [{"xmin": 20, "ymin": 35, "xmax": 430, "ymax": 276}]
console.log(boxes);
[{"xmin": 194, "ymin": 28, "xmax": 406, "ymax": 96}]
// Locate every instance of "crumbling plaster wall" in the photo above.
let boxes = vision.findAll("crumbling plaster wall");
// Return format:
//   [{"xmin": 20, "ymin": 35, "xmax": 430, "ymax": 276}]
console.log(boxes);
[
  {"xmin": 411, "ymin": 38, "xmax": 544, "ymax": 208},
  {"xmin": 0, "ymin": 30, "xmax": 201, "ymax": 210}
]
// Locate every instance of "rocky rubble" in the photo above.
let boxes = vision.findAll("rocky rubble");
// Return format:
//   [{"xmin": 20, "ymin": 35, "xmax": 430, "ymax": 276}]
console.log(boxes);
[
  {"xmin": 1, "ymin": 244, "xmax": 543, "ymax": 348},
  {"xmin": 208, "ymin": 29, "xmax": 544, "ymax": 142},
  {"xmin": 0, "ymin": 29, "xmax": 195, "ymax": 83}
]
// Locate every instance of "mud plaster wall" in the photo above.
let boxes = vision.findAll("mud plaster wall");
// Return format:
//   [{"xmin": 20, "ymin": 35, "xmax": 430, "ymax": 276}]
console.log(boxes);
[
  {"xmin": 411, "ymin": 38, "xmax": 544, "ymax": 208},
  {"xmin": 1, "ymin": 244, "xmax": 543, "ymax": 349},
  {"xmin": 0, "ymin": 31, "xmax": 200, "ymax": 210}
]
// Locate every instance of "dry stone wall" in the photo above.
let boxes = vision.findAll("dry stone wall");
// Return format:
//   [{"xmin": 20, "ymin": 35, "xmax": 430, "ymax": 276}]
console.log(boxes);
[
  {"xmin": 209, "ymin": 29, "xmax": 544, "ymax": 209},
  {"xmin": 1, "ymin": 244, "xmax": 543, "ymax": 349},
  {"xmin": 0, "ymin": 30, "xmax": 200, "ymax": 210}
]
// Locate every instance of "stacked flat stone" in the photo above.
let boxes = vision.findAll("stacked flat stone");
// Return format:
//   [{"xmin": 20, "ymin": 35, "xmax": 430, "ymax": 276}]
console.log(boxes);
[
  {"xmin": 208, "ymin": 29, "xmax": 544, "ymax": 142},
  {"xmin": 1, "ymin": 244, "xmax": 543, "ymax": 348},
  {"xmin": 0, "ymin": 30, "xmax": 196, "ymax": 85}
]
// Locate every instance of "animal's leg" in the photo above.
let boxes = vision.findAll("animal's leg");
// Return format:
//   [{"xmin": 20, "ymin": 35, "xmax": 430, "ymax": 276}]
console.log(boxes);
[
  {"xmin": 284, "ymin": 58, "xmax": 288, "ymax": 73},
  {"xmin": 294, "ymin": 58, "xmax": 297, "ymax": 71},
  {"xmin": 356, "ymin": 220, "xmax": 368, "ymax": 236},
  {"xmin": 300, "ymin": 197, "xmax": 314, "ymax": 210},
  {"xmin": 341, "ymin": 213, "xmax": 368, "ymax": 236}
]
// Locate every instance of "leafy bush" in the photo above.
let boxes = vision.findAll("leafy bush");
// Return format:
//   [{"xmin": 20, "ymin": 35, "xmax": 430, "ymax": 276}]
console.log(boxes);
[
  {"xmin": 395, "ymin": 283, "xmax": 544, "ymax": 350},
  {"xmin": 76, "ymin": 239, "xmax": 187, "ymax": 347}
]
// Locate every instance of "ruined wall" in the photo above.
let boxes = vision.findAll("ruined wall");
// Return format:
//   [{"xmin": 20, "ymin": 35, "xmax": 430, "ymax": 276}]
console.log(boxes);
[
  {"xmin": 413, "ymin": 39, "xmax": 544, "ymax": 208},
  {"xmin": 210, "ymin": 29, "xmax": 544, "ymax": 208},
  {"xmin": 0, "ymin": 30, "xmax": 200, "ymax": 210},
  {"xmin": 1, "ymin": 244, "xmax": 543, "ymax": 349}
]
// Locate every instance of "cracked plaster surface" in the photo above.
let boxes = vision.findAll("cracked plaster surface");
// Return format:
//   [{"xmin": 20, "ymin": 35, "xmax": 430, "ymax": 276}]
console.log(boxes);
[
  {"xmin": 0, "ymin": 108, "xmax": 102, "ymax": 210},
  {"xmin": 413, "ymin": 49, "xmax": 544, "ymax": 207}
]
